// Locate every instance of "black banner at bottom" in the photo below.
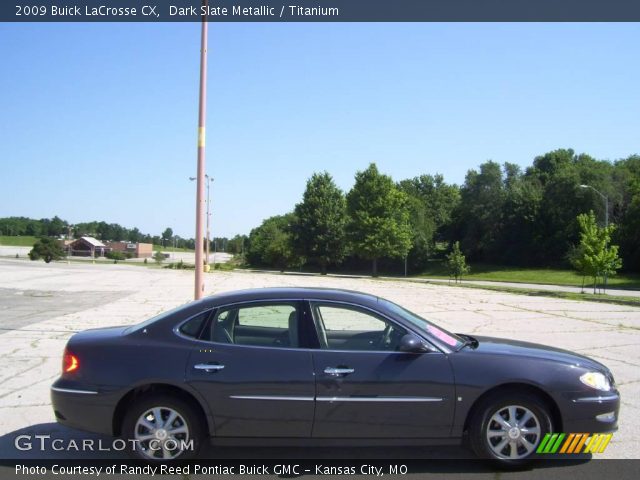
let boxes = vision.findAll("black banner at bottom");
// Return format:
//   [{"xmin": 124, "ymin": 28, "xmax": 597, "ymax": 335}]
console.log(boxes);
[{"xmin": 1, "ymin": 459, "xmax": 639, "ymax": 479}]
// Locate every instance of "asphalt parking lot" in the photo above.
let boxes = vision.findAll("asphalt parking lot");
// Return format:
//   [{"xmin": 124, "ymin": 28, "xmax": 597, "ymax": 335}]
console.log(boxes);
[{"xmin": 0, "ymin": 258, "xmax": 638, "ymax": 461}]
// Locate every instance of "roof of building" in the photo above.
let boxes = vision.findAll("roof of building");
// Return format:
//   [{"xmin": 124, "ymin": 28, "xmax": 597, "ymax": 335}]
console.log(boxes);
[{"xmin": 78, "ymin": 236, "xmax": 105, "ymax": 247}]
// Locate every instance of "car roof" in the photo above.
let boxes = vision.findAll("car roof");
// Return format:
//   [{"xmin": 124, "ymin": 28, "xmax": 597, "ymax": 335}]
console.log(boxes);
[{"xmin": 201, "ymin": 287, "xmax": 381, "ymax": 308}]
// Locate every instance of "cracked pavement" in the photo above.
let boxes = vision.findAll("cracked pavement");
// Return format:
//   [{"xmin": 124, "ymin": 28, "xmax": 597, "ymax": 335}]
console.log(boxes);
[{"xmin": 0, "ymin": 258, "xmax": 638, "ymax": 459}]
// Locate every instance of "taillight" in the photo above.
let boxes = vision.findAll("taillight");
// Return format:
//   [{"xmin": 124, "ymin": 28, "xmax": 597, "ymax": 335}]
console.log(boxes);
[{"xmin": 63, "ymin": 351, "xmax": 79, "ymax": 374}]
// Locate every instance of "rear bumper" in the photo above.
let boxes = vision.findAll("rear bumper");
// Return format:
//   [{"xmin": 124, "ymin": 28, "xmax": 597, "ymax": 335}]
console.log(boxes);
[{"xmin": 50, "ymin": 379, "xmax": 119, "ymax": 436}]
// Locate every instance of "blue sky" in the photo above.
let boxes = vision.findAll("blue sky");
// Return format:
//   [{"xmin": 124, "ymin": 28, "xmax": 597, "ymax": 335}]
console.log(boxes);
[{"xmin": 0, "ymin": 23, "xmax": 638, "ymax": 238}]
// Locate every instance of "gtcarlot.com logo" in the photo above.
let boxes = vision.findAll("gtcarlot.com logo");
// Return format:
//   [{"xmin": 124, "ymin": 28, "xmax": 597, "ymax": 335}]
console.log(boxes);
[
  {"xmin": 537, "ymin": 433, "xmax": 613, "ymax": 454},
  {"xmin": 14, "ymin": 434, "xmax": 193, "ymax": 453}
]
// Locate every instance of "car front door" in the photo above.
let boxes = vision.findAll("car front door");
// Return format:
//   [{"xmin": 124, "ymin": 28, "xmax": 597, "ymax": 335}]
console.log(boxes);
[
  {"xmin": 309, "ymin": 301, "xmax": 456, "ymax": 438},
  {"xmin": 185, "ymin": 301, "xmax": 315, "ymax": 437}
]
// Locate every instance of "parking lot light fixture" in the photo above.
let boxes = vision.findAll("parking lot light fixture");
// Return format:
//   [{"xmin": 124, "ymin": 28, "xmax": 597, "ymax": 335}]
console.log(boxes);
[{"xmin": 194, "ymin": 2, "xmax": 209, "ymax": 300}]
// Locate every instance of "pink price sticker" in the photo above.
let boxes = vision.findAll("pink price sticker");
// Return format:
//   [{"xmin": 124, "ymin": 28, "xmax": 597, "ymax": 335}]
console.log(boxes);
[{"xmin": 427, "ymin": 325, "xmax": 459, "ymax": 347}]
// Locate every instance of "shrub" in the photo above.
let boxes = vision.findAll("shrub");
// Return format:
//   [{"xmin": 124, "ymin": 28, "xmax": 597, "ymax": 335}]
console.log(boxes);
[
  {"xmin": 105, "ymin": 251, "xmax": 127, "ymax": 261},
  {"xmin": 29, "ymin": 237, "xmax": 65, "ymax": 263}
]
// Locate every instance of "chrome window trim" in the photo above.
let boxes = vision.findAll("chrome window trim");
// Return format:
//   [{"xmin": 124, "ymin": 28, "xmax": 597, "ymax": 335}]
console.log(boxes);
[
  {"xmin": 175, "ymin": 298, "xmax": 444, "ymax": 355},
  {"xmin": 51, "ymin": 387, "xmax": 98, "ymax": 395}
]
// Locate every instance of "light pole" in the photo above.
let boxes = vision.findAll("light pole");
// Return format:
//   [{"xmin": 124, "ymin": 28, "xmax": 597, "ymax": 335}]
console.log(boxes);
[
  {"xmin": 193, "ymin": 0, "xmax": 209, "ymax": 300},
  {"xmin": 190, "ymin": 174, "xmax": 214, "ymax": 269},
  {"xmin": 579, "ymin": 184, "xmax": 609, "ymax": 289}
]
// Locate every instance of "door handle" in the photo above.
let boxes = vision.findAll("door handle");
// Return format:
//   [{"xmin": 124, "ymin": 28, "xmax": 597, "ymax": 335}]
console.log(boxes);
[
  {"xmin": 194, "ymin": 363, "xmax": 224, "ymax": 372},
  {"xmin": 324, "ymin": 367, "xmax": 355, "ymax": 376}
]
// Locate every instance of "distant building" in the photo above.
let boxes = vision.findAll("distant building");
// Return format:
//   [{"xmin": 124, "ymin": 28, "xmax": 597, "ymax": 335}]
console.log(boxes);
[
  {"xmin": 69, "ymin": 236, "xmax": 106, "ymax": 257},
  {"xmin": 106, "ymin": 241, "xmax": 153, "ymax": 258}
]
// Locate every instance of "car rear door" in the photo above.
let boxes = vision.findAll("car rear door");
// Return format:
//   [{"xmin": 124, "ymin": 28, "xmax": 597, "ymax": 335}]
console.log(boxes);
[
  {"xmin": 309, "ymin": 301, "xmax": 456, "ymax": 438},
  {"xmin": 185, "ymin": 301, "xmax": 315, "ymax": 437}
]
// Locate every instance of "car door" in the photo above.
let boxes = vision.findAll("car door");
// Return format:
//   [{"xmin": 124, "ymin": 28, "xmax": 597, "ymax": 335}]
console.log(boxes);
[
  {"xmin": 185, "ymin": 301, "xmax": 315, "ymax": 437},
  {"xmin": 309, "ymin": 301, "xmax": 456, "ymax": 438}
]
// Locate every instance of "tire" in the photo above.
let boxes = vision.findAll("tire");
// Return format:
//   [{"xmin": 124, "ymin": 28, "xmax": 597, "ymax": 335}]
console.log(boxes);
[
  {"xmin": 469, "ymin": 392, "xmax": 553, "ymax": 467},
  {"xmin": 121, "ymin": 394, "xmax": 204, "ymax": 461}
]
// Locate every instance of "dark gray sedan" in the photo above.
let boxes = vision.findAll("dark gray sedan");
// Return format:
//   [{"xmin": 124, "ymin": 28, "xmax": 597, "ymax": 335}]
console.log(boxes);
[{"xmin": 51, "ymin": 288, "xmax": 619, "ymax": 465}]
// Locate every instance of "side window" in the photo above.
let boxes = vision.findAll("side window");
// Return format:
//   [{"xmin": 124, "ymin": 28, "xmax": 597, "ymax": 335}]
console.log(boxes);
[
  {"xmin": 312, "ymin": 303, "xmax": 407, "ymax": 351},
  {"xmin": 211, "ymin": 304, "xmax": 299, "ymax": 348},
  {"xmin": 178, "ymin": 310, "xmax": 210, "ymax": 339}
]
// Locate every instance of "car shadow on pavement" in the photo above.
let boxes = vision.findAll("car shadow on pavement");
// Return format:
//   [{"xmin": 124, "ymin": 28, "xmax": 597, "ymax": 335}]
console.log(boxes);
[{"xmin": 0, "ymin": 423, "xmax": 592, "ymax": 474}]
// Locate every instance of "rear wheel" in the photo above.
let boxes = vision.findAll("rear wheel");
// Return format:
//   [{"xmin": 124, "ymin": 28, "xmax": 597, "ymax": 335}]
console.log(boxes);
[
  {"xmin": 122, "ymin": 394, "xmax": 204, "ymax": 461},
  {"xmin": 469, "ymin": 392, "xmax": 552, "ymax": 466}
]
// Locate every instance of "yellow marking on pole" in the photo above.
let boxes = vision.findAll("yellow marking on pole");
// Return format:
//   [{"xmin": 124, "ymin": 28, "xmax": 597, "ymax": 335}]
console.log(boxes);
[
  {"xmin": 559, "ymin": 434, "xmax": 575, "ymax": 453},
  {"xmin": 598, "ymin": 434, "xmax": 612, "ymax": 453},
  {"xmin": 198, "ymin": 127, "xmax": 205, "ymax": 147},
  {"xmin": 573, "ymin": 433, "xmax": 589, "ymax": 453}
]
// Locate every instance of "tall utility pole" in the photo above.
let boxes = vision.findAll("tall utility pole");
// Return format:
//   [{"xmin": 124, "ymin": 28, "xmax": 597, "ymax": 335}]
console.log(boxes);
[
  {"xmin": 190, "ymin": 174, "xmax": 213, "ymax": 269},
  {"xmin": 206, "ymin": 176, "xmax": 214, "ymax": 268},
  {"xmin": 194, "ymin": 1, "xmax": 209, "ymax": 300}
]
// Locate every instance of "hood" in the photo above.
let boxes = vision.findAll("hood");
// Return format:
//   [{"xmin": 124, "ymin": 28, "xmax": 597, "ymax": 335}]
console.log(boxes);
[{"xmin": 469, "ymin": 335, "xmax": 608, "ymax": 372}]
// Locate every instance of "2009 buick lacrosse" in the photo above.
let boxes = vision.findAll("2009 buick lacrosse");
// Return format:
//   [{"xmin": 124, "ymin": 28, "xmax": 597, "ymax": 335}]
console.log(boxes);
[{"xmin": 51, "ymin": 288, "xmax": 619, "ymax": 465}]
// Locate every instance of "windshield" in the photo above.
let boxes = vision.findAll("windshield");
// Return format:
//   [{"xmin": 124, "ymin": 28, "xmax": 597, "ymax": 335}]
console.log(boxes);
[{"xmin": 379, "ymin": 299, "xmax": 464, "ymax": 349}]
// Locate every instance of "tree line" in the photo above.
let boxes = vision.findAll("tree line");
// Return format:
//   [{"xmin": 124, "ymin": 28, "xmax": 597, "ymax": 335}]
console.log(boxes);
[
  {"xmin": 245, "ymin": 149, "xmax": 640, "ymax": 275},
  {"xmin": 0, "ymin": 216, "xmax": 239, "ymax": 253}
]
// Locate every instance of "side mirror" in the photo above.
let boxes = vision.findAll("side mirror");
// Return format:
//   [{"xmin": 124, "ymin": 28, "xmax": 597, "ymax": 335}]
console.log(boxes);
[{"xmin": 398, "ymin": 334, "xmax": 430, "ymax": 353}]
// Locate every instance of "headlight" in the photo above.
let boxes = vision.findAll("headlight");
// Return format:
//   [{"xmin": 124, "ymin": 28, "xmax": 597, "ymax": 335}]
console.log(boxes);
[{"xmin": 580, "ymin": 372, "xmax": 611, "ymax": 391}]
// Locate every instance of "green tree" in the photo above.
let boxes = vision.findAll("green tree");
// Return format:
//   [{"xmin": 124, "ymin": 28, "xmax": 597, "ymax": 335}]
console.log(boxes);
[
  {"xmin": 292, "ymin": 172, "xmax": 347, "ymax": 274},
  {"xmin": 346, "ymin": 163, "xmax": 412, "ymax": 276},
  {"xmin": 452, "ymin": 161, "xmax": 505, "ymax": 261},
  {"xmin": 398, "ymin": 174, "xmax": 460, "ymax": 271},
  {"xmin": 153, "ymin": 250, "xmax": 165, "ymax": 265},
  {"xmin": 246, "ymin": 214, "xmax": 302, "ymax": 271},
  {"xmin": 227, "ymin": 235, "xmax": 248, "ymax": 255},
  {"xmin": 574, "ymin": 211, "xmax": 622, "ymax": 293},
  {"xmin": 446, "ymin": 241, "xmax": 470, "ymax": 283},
  {"xmin": 28, "ymin": 237, "xmax": 65, "ymax": 263},
  {"xmin": 161, "ymin": 228, "xmax": 173, "ymax": 245}
]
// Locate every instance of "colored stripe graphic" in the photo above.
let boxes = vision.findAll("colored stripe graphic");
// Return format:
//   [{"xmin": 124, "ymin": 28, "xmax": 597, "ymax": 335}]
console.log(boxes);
[
  {"xmin": 550, "ymin": 433, "xmax": 566, "ymax": 453},
  {"xmin": 584, "ymin": 434, "xmax": 612, "ymax": 454},
  {"xmin": 538, "ymin": 433, "xmax": 612, "ymax": 454},
  {"xmin": 537, "ymin": 433, "xmax": 551, "ymax": 453},
  {"xmin": 559, "ymin": 433, "xmax": 576, "ymax": 453},
  {"xmin": 573, "ymin": 433, "xmax": 589, "ymax": 453}
]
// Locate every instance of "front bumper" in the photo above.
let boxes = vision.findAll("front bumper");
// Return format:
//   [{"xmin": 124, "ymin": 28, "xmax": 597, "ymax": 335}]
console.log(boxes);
[
  {"xmin": 558, "ymin": 389, "xmax": 620, "ymax": 433},
  {"xmin": 50, "ymin": 378, "xmax": 120, "ymax": 436}
]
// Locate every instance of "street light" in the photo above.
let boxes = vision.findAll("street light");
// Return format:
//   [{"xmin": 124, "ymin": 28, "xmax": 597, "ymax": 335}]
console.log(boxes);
[
  {"xmin": 193, "ymin": 1, "xmax": 209, "ymax": 300},
  {"xmin": 190, "ymin": 175, "xmax": 214, "ymax": 269},
  {"xmin": 579, "ymin": 184, "xmax": 608, "ymax": 228},
  {"xmin": 579, "ymin": 184, "xmax": 609, "ymax": 289}
]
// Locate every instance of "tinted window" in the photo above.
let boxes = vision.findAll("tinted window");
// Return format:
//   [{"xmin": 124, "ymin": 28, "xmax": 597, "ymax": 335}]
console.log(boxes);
[
  {"xmin": 211, "ymin": 303, "xmax": 299, "ymax": 348},
  {"xmin": 178, "ymin": 310, "xmax": 209, "ymax": 338},
  {"xmin": 379, "ymin": 299, "xmax": 463, "ymax": 349},
  {"xmin": 312, "ymin": 303, "xmax": 407, "ymax": 351}
]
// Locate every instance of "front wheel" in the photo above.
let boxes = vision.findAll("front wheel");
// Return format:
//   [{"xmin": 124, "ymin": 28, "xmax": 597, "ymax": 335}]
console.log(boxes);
[
  {"xmin": 122, "ymin": 394, "xmax": 204, "ymax": 461},
  {"xmin": 469, "ymin": 393, "xmax": 553, "ymax": 466}
]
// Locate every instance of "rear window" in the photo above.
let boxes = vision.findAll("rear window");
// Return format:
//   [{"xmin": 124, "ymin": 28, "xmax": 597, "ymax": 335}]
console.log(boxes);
[{"xmin": 178, "ymin": 310, "xmax": 210, "ymax": 338}]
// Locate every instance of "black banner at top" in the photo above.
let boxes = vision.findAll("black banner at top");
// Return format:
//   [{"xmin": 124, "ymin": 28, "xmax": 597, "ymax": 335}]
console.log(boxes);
[{"xmin": 2, "ymin": 0, "xmax": 640, "ymax": 22}]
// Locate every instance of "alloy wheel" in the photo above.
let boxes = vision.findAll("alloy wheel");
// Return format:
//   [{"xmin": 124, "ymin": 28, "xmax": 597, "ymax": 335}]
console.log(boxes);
[
  {"xmin": 133, "ymin": 406, "xmax": 190, "ymax": 460},
  {"xmin": 485, "ymin": 404, "xmax": 541, "ymax": 459}
]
